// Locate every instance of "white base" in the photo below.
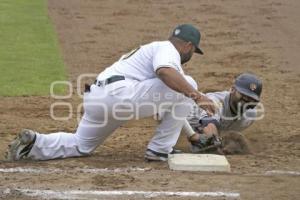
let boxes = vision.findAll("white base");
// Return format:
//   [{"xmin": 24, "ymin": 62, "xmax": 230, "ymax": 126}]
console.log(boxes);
[{"xmin": 168, "ymin": 154, "xmax": 231, "ymax": 172}]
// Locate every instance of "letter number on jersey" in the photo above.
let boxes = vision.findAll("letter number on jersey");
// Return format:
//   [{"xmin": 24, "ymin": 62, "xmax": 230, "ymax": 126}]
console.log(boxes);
[{"xmin": 119, "ymin": 47, "xmax": 140, "ymax": 61}]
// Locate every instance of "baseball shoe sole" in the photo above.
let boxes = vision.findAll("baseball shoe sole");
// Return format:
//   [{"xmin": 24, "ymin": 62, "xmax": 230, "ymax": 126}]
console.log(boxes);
[{"xmin": 144, "ymin": 149, "xmax": 168, "ymax": 162}]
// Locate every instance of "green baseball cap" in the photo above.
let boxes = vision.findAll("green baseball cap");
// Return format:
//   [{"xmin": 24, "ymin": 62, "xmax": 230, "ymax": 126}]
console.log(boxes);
[{"xmin": 172, "ymin": 24, "xmax": 203, "ymax": 54}]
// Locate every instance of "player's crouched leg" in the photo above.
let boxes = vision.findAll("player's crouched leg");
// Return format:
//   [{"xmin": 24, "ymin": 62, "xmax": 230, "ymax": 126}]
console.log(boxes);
[
  {"xmin": 6, "ymin": 129, "xmax": 86, "ymax": 161},
  {"xmin": 6, "ymin": 113, "xmax": 123, "ymax": 161},
  {"xmin": 145, "ymin": 76, "xmax": 196, "ymax": 161}
]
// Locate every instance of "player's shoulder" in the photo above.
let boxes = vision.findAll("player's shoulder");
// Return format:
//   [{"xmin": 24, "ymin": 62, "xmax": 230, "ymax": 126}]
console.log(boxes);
[
  {"xmin": 141, "ymin": 40, "xmax": 178, "ymax": 56},
  {"xmin": 151, "ymin": 40, "xmax": 182, "ymax": 71}
]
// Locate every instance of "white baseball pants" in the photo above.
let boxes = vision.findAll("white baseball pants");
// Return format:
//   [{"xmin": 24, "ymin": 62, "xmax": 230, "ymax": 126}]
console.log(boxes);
[{"xmin": 28, "ymin": 77, "xmax": 196, "ymax": 160}]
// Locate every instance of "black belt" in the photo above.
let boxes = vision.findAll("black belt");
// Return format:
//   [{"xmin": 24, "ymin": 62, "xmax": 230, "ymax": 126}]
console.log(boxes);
[
  {"xmin": 85, "ymin": 75, "xmax": 125, "ymax": 93},
  {"xmin": 94, "ymin": 75, "xmax": 125, "ymax": 87}
]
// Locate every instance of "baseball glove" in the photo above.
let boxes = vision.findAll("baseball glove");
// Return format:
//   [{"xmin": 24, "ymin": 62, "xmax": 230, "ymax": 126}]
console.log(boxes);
[
  {"xmin": 190, "ymin": 134, "xmax": 223, "ymax": 154},
  {"xmin": 190, "ymin": 132, "xmax": 251, "ymax": 155}
]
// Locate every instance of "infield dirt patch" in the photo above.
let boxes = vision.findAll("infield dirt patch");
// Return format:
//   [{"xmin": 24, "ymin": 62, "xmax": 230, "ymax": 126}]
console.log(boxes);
[{"xmin": 0, "ymin": 0, "xmax": 299, "ymax": 199}]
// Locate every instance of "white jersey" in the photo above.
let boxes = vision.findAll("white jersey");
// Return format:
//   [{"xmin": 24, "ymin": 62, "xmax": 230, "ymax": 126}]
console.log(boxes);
[
  {"xmin": 97, "ymin": 41, "xmax": 184, "ymax": 81},
  {"xmin": 187, "ymin": 91, "xmax": 257, "ymax": 133}
]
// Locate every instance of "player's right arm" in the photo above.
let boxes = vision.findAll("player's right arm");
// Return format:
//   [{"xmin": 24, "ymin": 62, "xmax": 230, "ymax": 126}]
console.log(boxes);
[{"xmin": 156, "ymin": 67, "xmax": 215, "ymax": 115}]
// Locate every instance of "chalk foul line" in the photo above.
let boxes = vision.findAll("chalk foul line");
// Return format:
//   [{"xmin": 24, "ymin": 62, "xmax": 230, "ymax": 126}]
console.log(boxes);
[
  {"xmin": 2, "ymin": 188, "xmax": 240, "ymax": 199},
  {"xmin": 1, "ymin": 167, "xmax": 299, "ymax": 177},
  {"xmin": 0, "ymin": 167, "xmax": 151, "ymax": 174},
  {"xmin": 265, "ymin": 170, "xmax": 300, "ymax": 176}
]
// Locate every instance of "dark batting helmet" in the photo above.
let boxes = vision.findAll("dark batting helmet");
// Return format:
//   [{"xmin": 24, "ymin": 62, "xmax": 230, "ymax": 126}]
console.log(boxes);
[{"xmin": 234, "ymin": 73, "xmax": 262, "ymax": 101}]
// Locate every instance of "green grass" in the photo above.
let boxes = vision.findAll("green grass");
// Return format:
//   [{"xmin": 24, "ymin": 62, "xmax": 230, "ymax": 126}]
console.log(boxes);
[{"xmin": 0, "ymin": 0, "xmax": 67, "ymax": 96}]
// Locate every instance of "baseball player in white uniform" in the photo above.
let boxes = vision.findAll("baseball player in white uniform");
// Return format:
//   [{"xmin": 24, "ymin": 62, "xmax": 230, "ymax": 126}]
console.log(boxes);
[
  {"xmin": 182, "ymin": 73, "xmax": 262, "ymax": 154},
  {"xmin": 6, "ymin": 24, "xmax": 215, "ymax": 162}
]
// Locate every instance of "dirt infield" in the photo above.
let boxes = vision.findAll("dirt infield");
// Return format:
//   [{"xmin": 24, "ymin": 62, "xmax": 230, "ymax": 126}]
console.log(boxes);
[{"xmin": 0, "ymin": 0, "xmax": 299, "ymax": 199}]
